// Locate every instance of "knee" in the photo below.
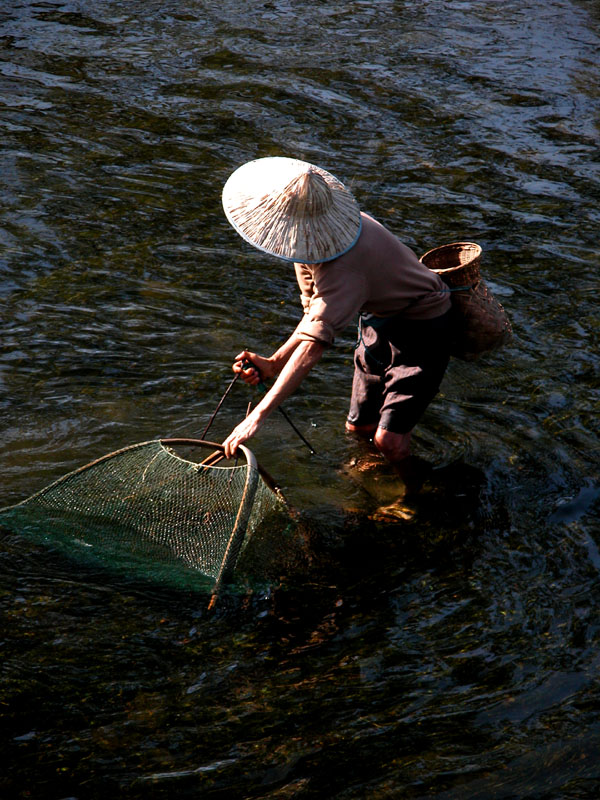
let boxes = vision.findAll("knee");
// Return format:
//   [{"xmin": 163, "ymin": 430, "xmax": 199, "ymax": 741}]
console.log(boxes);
[{"xmin": 373, "ymin": 427, "xmax": 411, "ymax": 463}]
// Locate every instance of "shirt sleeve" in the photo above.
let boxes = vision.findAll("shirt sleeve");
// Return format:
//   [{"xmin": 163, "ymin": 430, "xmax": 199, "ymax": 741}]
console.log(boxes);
[
  {"xmin": 294, "ymin": 261, "xmax": 369, "ymax": 345},
  {"xmin": 294, "ymin": 262, "xmax": 313, "ymax": 313}
]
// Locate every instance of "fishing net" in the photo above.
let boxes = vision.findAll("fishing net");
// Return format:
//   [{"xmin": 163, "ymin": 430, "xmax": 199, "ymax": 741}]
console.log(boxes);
[
  {"xmin": 420, "ymin": 241, "xmax": 513, "ymax": 361},
  {"xmin": 0, "ymin": 438, "xmax": 286, "ymax": 599}
]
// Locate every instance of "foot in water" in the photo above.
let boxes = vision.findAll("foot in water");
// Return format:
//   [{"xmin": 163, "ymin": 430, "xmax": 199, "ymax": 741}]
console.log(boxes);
[
  {"xmin": 393, "ymin": 455, "xmax": 433, "ymax": 496},
  {"xmin": 371, "ymin": 499, "xmax": 416, "ymax": 522},
  {"xmin": 343, "ymin": 453, "xmax": 433, "ymax": 522}
]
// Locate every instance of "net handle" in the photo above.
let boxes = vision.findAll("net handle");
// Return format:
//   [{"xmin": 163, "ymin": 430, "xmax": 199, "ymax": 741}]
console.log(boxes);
[
  {"xmin": 162, "ymin": 438, "xmax": 289, "ymax": 611},
  {"xmin": 159, "ymin": 439, "xmax": 285, "ymax": 501},
  {"xmin": 160, "ymin": 438, "xmax": 255, "ymax": 469}
]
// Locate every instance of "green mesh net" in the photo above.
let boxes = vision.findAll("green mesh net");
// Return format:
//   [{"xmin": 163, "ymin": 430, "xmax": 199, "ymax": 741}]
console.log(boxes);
[{"xmin": 0, "ymin": 439, "xmax": 286, "ymax": 597}]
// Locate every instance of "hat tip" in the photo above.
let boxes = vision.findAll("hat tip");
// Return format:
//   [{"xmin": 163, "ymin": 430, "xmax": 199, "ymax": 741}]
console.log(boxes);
[{"xmin": 287, "ymin": 168, "xmax": 333, "ymax": 217}]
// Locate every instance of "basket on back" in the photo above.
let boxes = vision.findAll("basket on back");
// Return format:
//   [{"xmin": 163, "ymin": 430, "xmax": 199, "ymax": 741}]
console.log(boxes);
[{"xmin": 420, "ymin": 242, "xmax": 512, "ymax": 361}]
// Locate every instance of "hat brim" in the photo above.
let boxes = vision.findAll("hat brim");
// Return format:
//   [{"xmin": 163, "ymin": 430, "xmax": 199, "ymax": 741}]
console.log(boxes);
[{"xmin": 222, "ymin": 157, "xmax": 362, "ymax": 264}]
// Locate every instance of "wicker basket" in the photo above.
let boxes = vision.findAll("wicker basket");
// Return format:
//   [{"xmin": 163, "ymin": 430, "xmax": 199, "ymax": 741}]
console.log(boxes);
[{"xmin": 420, "ymin": 242, "xmax": 512, "ymax": 361}]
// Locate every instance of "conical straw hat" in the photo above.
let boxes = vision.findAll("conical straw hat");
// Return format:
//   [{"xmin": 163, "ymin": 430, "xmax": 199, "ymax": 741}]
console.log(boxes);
[{"xmin": 222, "ymin": 157, "xmax": 361, "ymax": 263}]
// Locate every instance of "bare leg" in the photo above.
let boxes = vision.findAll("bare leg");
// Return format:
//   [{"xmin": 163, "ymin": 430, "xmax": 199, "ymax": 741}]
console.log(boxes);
[
  {"xmin": 345, "ymin": 421, "xmax": 378, "ymax": 438},
  {"xmin": 346, "ymin": 422, "xmax": 429, "ymax": 496},
  {"xmin": 373, "ymin": 427, "xmax": 411, "ymax": 462},
  {"xmin": 374, "ymin": 426, "xmax": 431, "ymax": 497},
  {"xmin": 346, "ymin": 423, "xmax": 414, "ymax": 473}
]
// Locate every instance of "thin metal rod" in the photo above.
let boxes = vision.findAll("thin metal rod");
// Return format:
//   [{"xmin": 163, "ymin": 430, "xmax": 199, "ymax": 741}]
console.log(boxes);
[
  {"xmin": 202, "ymin": 359, "xmax": 317, "ymax": 455},
  {"xmin": 200, "ymin": 450, "xmax": 226, "ymax": 471},
  {"xmin": 247, "ymin": 360, "xmax": 316, "ymax": 454},
  {"xmin": 201, "ymin": 369, "xmax": 243, "ymax": 439},
  {"xmin": 266, "ymin": 388, "xmax": 317, "ymax": 455}
]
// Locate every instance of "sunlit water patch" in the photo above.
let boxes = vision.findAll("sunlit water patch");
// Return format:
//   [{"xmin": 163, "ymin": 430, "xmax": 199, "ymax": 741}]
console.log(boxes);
[{"xmin": 1, "ymin": 0, "xmax": 599, "ymax": 797}]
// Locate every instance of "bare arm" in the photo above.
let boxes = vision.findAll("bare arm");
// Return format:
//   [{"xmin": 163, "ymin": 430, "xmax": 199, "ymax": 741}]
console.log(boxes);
[
  {"xmin": 223, "ymin": 339, "xmax": 325, "ymax": 457},
  {"xmin": 232, "ymin": 323, "xmax": 307, "ymax": 385}
]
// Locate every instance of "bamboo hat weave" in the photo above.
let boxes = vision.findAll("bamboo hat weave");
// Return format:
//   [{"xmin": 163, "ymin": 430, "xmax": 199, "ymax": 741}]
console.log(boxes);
[{"xmin": 222, "ymin": 157, "xmax": 361, "ymax": 263}]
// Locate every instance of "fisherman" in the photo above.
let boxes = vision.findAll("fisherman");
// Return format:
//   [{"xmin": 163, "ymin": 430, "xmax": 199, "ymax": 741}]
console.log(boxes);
[{"xmin": 221, "ymin": 156, "xmax": 452, "ymax": 487}]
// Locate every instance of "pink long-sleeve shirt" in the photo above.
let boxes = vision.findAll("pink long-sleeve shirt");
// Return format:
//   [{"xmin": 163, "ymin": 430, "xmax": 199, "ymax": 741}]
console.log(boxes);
[{"xmin": 293, "ymin": 213, "xmax": 451, "ymax": 345}]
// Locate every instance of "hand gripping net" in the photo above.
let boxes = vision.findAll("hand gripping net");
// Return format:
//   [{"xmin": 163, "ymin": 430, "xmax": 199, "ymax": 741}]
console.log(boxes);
[{"xmin": 0, "ymin": 439, "xmax": 285, "ymax": 600}]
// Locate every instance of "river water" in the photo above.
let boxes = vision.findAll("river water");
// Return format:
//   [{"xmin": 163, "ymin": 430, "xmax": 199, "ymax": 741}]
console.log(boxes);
[{"xmin": 1, "ymin": 0, "xmax": 599, "ymax": 797}]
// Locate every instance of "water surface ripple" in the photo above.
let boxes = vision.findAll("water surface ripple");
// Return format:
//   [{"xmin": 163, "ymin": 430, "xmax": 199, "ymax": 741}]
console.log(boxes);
[{"xmin": 1, "ymin": 0, "xmax": 599, "ymax": 797}]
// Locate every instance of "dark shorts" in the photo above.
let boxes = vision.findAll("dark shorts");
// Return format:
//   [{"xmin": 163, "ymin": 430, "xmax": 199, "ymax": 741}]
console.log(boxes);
[{"xmin": 347, "ymin": 310, "xmax": 452, "ymax": 435}]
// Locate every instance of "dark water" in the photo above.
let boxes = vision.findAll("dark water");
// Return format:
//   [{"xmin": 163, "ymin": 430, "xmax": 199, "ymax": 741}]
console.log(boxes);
[{"xmin": 1, "ymin": 0, "xmax": 599, "ymax": 797}]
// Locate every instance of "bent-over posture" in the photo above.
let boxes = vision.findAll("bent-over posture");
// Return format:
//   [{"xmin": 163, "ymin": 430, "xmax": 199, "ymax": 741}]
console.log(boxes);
[{"xmin": 220, "ymin": 157, "xmax": 452, "ymax": 477}]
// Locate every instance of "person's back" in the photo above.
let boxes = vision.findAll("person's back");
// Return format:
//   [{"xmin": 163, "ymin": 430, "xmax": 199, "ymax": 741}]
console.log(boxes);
[{"xmin": 294, "ymin": 213, "xmax": 451, "ymax": 345}]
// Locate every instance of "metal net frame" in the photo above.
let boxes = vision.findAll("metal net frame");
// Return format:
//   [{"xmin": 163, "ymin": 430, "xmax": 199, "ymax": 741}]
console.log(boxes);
[{"xmin": 0, "ymin": 438, "xmax": 285, "ymax": 599}]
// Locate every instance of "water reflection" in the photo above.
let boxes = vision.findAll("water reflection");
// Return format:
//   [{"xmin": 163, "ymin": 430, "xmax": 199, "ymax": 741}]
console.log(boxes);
[{"xmin": 1, "ymin": 0, "xmax": 599, "ymax": 797}]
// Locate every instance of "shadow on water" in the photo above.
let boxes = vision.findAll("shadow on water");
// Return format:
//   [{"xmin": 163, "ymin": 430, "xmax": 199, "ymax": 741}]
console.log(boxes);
[
  {"xmin": 0, "ymin": 458, "xmax": 496, "ymax": 799},
  {"xmin": 1, "ymin": 0, "xmax": 600, "ymax": 797}
]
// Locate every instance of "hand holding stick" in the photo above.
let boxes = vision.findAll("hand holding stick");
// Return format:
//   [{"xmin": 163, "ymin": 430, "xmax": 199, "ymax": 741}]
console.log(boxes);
[{"xmin": 223, "ymin": 355, "xmax": 317, "ymax": 457}]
